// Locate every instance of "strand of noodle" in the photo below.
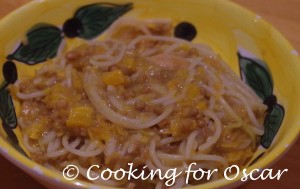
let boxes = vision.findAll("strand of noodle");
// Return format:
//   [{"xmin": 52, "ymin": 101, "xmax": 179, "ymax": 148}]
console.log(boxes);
[
  {"xmin": 142, "ymin": 48, "xmax": 161, "ymax": 56},
  {"xmin": 159, "ymin": 137, "xmax": 181, "ymax": 146},
  {"xmin": 84, "ymin": 72, "xmax": 174, "ymax": 129},
  {"xmin": 79, "ymin": 139, "xmax": 90, "ymax": 151},
  {"xmin": 185, "ymin": 130, "xmax": 201, "ymax": 159},
  {"xmin": 179, "ymin": 140, "xmax": 186, "ymax": 154},
  {"xmin": 104, "ymin": 138, "xmax": 117, "ymax": 157},
  {"xmin": 164, "ymin": 42, "xmax": 182, "ymax": 54},
  {"xmin": 89, "ymin": 41, "xmax": 126, "ymax": 67},
  {"xmin": 120, "ymin": 141, "xmax": 129, "ymax": 156},
  {"xmin": 56, "ymin": 40, "xmax": 66, "ymax": 58},
  {"xmin": 62, "ymin": 135, "xmax": 102, "ymax": 157},
  {"xmin": 199, "ymin": 82, "xmax": 240, "ymax": 120},
  {"xmin": 226, "ymin": 90, "xmax": 263, "ymax": 132},
  {"xmin": 172, "ymin": 176, "xmax": 185, "ymax": 189},
  {"xmin": 164, "ymin": 63, "xmax": 197, "ymax": 106},
  {"xmin": 46, "ymin": 149, "xmax": 67, "ymax": 158},
  {"xmin": 125, "ymin": 97, "xmax": 139, "ymax": 105},
  {"xmin": 127, "ymin": 142, "xmax": 136, "ymax": 154},
  {"xmin": 226, "ymin": 83, "xmax": 266, "ymax": 109},
  {"xmin": 107, "ymin": 86, "xmax": 124, "ymax": 110},
  {"xmin": 47, "ymin": 138, "xmax": 60, "ymax": 153},
  {"xmin": 149, "ymin": 83, "xmax": 167, "ymax": 94},
  {"xmin": 238, "ymin": 139, "xmax": 252, "ymax": 150},
  {"xmin": 208, "ymin": 96, "xmax": 216, "ymax": 111},
  {"xmin": 59, "ymin": 57, "xmax": 67, "ymax": 68},
  {"xmin": 33, "ymin": 77, "xmax": 42, "ymax": 85},
  {"xmin": 149, "ymin": 139, "xmax": 176, "ymax": 172},
  {"xmin": 151, "ymin": 92, "xmax": 175, "ymax": 104},
  {"xmin": 41, "ymin": 131, "xmax": 56, "ymax": 144},
  {"xmin": 89, "ymin": 40, "xmax": 119, "ymax": 61},
  {"xmin": 130, "ymin": 72, "xmax": 139, "ymax": 81},
  {"xmin": 36, "ymin": 63, "xmax": 63, "ymax": 76},
  {"xmin": 197, "ymin": 111, "xmax": 222, "ymax": 152},
  {"xmin": 157, "ymin": 151, "xmax": 184, "ymax": 161},
  {"xmin": 65, "ymin": 64, "xmax": 73, "ymax": 88},
  {"xmin": 16, "ymin": 90, "xmax": 49, "ymax": 100},
  {"xmin": 155, "ymin": 181, "xmax": 163, "ymax": 189},
  {"xmin": 218, "ymin": 96, "xmax": 241, "ymax": 120},
  {"xmin": 23, "ymin": 134, "xmax": 40, "ymax": 153},
  {"xmin": 128, "ymin": 35, "xmax": 190, "ymax": 50},
  {"xmin": 86, "ymin": 140, "xmax": 99, "ymax": 151},
  {"xmin": 17, "ymin": 117, "xmax": 26, "ymax": 129},
  {"xmin": 45, "ymin": 76, "xmax": 56, "ymax": 86},
  {"xmin": 70, "ymin": 138, "xmax": 81, "ymax": 148},
  {"xmin": 190, "ymin": 154, "xmax": 229, "ymax": 167}
]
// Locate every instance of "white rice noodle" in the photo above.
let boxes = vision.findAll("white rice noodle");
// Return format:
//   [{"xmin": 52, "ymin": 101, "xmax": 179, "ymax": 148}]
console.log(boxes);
[
  {"xmin": 16, "ymin": 89, "xmax": 49, "ymax": 100},
  {"xmin": 104, "ymin": 138, "xmax": 117, "ymax": 157},
  {"xmin": 157, "ymin": 151, "xmax": 184, "ymax": 161},
  {"xmin": 149, "ymin": 139, "xmax": 183, "ymax": 172},
  {"xmin": 159, "ymin": 137, "xmax": 181, "ymax": 146},
  {"xmin": 89, "ymin": 40, "xmax": 126, "ymax": 67},
  {"xmin": 172, "ymin": 176, "xmax": 186, "ymax": 189},
  {"xmin": 46, "ymin": 149, "xmax": 67, "ymax": 158},
  {"xmin": 151, "ymin": 92, "xmax": 175, "ymax": 105},
  {"xmin": 84, "ymin": 73, "xmax": 174, "ymax": 129},
  {"xmin": 226, "ymin": 90, "xmax": 264, "ymax": 135},
  {"xmin": 47, "ymin": 138, "xmax": 60, "ymax": 153},
  {"xmin": 190, "ymin": 154, "xmax": 229, "ymax": 167},
  {"xmin": 17, "ymin": 117, "xmax": 27, "ymax": 129},
  {"xmin": 23, "ymin": 134, "xmax": 40, "ymax": 153},
  {"xmin": 163, "ymin": 62, "xmax": 197, "ymax": 106},
  {"xmin": 107, "ymin": 86, "xmax": 124, "ymax": 110},
  {"xmin": 41, "ymin": 131, "xmax": 56, "ymax": 144},
  {"xmin": 62, "ymin": 135, "xmax": 102, "ymax": 157},
  {"xmin": 185, "ymin": 130, "xmax": 200, "ymax": 158},
  {"xmin": 65, "ymin": 63, "xmax": 73, "ymax": 88},
  {"xmin": 197, "ymin": 111, "xmax": 222, "ymax": 152}
]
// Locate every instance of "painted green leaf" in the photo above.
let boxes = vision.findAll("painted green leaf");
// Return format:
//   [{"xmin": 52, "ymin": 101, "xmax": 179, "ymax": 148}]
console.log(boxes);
[
  {"xmin": 0, "ymin": 88, "xmax": 17, "ymax": 129},
  {"xmin": 75, "ymin": 3, "xmax": 133, "ymax": 39},
  {"xmin": 261, "ymin": 104, "xmax": 284, "ymax": 149},
  {"xmin": 2, "ymin": 122, "xmax": 28, "ymax": 158},
  {"xmin": 238, "ymin": 53, "xmax": 273, "ymax": 101},
  {"xmin": 7, "ymin": 24, "xmax": 63, "ymax": 64}
]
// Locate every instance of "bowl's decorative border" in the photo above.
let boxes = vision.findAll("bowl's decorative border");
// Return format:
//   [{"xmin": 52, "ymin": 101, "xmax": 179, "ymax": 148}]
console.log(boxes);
[{"xmin": 0, "ymin": 2, "xmax": 284, "ymax": 167}]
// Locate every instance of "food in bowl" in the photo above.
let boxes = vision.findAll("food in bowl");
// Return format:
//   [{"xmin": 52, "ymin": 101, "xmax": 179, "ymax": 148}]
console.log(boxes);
[{"xmin": 11, "ymin": 18, "xmax": 267, "ymax": 188}]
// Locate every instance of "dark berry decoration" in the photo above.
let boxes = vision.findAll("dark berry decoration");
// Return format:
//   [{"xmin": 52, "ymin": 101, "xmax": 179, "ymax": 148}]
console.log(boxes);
[
  {"xmin": 63, "ymin": 18, "xmax": 83, "ymax": 38},
  {"xmin": 264, "ymin": 94, "xmax": 277, "ymax": 112},
  {"xmin": 174, "ymin": 22, "xmax": 197, "ymax": 41},
  {"xmin": 3, "ymin": 61, "xmax": 18, "ymax": 84}
]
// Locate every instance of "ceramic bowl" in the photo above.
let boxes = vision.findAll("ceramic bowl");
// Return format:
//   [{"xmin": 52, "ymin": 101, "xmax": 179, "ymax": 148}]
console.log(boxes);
[{"xmin": 0, "ymin": 0, "xmax": 299, "ymax": 188}]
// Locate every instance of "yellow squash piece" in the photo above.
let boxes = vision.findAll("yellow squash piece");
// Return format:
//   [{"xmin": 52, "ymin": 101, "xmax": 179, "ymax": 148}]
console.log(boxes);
[
  {"xmin": 102, "ymin": 70, "xmax": 125, "ymax": 86},
  {"xmin": 66, "ymin": 106, "xmax": 94, "ymax": 128}
]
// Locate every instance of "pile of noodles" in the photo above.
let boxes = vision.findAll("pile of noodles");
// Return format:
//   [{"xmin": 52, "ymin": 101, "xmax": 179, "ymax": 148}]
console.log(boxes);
[{"xmin": 13, "ymin": 19, "xmax": 266, "ymax": 189}]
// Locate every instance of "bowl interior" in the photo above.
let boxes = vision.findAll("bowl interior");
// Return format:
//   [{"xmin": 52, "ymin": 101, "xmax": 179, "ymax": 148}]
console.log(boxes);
[{"xmin": 0, "ymin": 0, "xmax": 299, "ymax": 188}]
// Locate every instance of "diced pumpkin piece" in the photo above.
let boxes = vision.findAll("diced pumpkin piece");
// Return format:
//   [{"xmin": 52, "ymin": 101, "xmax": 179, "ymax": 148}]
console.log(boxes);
[
  {"xmin": 186, "ymin": 83, "xmax": 200, "ymax": 99},
  {"xmin": 102, "ymin": 70, "xmax": 125, "ymax": 86},
  {"xmin": 196, "ymin": 101, "xmax": 207, "ymax": 111},
  {"xmin": 66, "ymin": 106, "xmax": 94, "ymax": 128},
  {"xmin": 26, "ymin": 120, "xmax": 48, "ymax": 140},
  {"xmin": 120, "ymin": 56, "xmax": 137, "ymax": 72}
]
